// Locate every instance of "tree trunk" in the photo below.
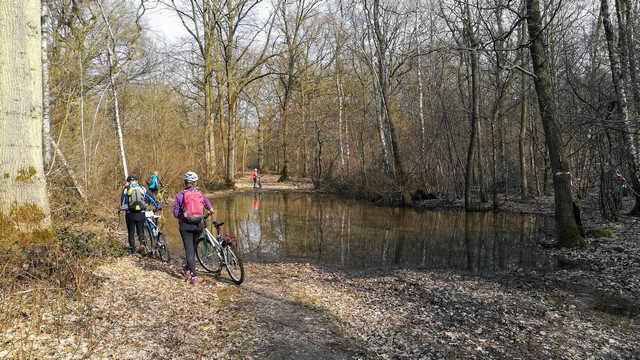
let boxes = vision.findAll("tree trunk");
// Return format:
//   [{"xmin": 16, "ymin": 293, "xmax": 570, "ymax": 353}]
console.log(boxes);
[
  {"xmin": 464, "ymin": 0, "xmax": 479, "ymax": 211},
  {"xmin": 98, "ymin": 3, "xmax": 128, "ymax": 179},
  {"xmin": 41, "ymin": 1, "xmax": 52, "ymax": 172},
  {"xmin": 526, "ymin": 0, "xmax": 585, "ymax": 247},
  {"xmin": 601, "ymin": 0, "xmax": 640, "ymax": 215},
  {"xmin": 519, "ymin": 18, "xmax": 530, "ymax": 200},
  {"xmin": 0, "ymin": 0, "xmax": 52, "ymax": 242},
  {"xmin": 373, "ymin": 0, "xmax": 410, "ymax": 205}
]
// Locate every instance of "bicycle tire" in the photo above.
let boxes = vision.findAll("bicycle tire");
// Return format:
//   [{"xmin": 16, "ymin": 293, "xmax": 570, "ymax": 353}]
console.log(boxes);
[
  {"xmin": 196, "ymin": 238, "xmax": 222, "ymax": 273},
  {"xmin": 157, "ymin": 232, "xmax": 170, "ymax": 262},
  {"xmin": 142, "ymin": 222, "xmax": 153, "ymax": 256},
  {"xmin": 223, "ymin": 245, "xmax": 244, "ymax": 285}
]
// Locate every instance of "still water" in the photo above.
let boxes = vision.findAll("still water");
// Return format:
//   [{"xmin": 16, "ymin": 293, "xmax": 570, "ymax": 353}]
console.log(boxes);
[{"xmin": 161, "ymin": 192, "xmax": 553, "ymax": 273}]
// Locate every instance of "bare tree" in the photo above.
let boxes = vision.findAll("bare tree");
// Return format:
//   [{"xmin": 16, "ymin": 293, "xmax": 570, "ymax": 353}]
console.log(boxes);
[
  {"xmin": 274, "ymin": 0, "xmax": 323, "ymax": 182},
  {"xmin": 600, "ymin": 0, "xmax": 640, "ymax": 214},
  {"xmin": 526, "ymin": 0, "xmax": 584, "ymax": 247}
]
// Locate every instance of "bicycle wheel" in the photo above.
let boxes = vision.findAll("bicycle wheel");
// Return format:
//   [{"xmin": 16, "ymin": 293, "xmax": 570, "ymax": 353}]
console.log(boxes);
[
  {"xmin": 141, "ymin": 222, "xmax": 153, "ymax": 255},
  {"xmin": 157, "ymin": 232, "xmax": 170, "ymax": 262},
  {"xmin": 223, "ymin": 245, "xmax": 245, "ymax": 285},
  {"xmin": 196, "ymin": 238, "xmax": 222, "ymax": 273}
]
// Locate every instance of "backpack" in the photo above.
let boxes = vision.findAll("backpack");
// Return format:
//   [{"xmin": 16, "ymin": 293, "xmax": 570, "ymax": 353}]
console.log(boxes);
[
  {"xmin": 127, "ymin": 186, "xmax": 147, "ymax": 213},
  {"xmin": 147, "ymin": 174, "xmax": 157, "ymax": 189},
  {"xmin": 182, "ymin": 189, "xmax": 205, "ymax": 223}
]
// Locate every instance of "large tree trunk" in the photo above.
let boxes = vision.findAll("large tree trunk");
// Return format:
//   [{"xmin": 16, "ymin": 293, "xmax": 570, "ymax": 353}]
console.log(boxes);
[
  {"xmin": 526, "ymin": 0, "xmax": 585, "ymax": 248},
  {"xmin": 0, "ymin": 0, "xmax": 52, "ymax": 242}
]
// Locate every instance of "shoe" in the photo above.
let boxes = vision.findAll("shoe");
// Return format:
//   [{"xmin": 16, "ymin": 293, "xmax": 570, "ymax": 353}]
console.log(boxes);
[
  {"xmin": 182, "ymin": 266, "xmax": 191, "ymax": 279},
  {"xmin": 188, "ymin": 276, "xmax": 199, "ymax": 284}
]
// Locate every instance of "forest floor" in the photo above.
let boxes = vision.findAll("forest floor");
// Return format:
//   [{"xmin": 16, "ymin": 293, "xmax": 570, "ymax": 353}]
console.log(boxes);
[{"xmin": 1, "ymin": 175, "xmax": 639, "ymax": 359}]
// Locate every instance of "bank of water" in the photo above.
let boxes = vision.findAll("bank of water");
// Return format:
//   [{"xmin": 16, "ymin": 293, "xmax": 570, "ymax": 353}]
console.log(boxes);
[{"xmin": 161, "ymin": 192, "xmax": 553, "ymax": 272}]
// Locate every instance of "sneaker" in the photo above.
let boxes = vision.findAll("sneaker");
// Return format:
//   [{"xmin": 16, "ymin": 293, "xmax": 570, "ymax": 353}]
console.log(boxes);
[
  {"xmin": 188, "ymin": 276, "xmax": 199, "ymax": 284},
  {"xmin": 182, "ymin": 266, "xmax": 191, "ymax": 279}
]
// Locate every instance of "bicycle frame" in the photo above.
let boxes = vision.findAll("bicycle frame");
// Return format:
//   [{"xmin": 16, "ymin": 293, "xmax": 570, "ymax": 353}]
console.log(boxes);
[
  {"xmin": 143, "ymin": 210, "xmax": 170, "ymax": 262},
  {"xmin": 201, "ymin": 227, "xmax": 223, "ymax": 262},
  {"xmin": 145, "ymin": 211, "xmax": 161, "ymax": 242}
]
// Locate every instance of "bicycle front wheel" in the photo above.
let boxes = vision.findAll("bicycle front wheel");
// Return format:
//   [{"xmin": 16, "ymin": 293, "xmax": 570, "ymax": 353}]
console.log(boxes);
[
  {"xmin": 157, "ymin": 232, "xmax": 170, "ymax": 262},
  {"xmin": 223, "ymin": 245, "xmax": 244, "ymax": 285},
  {"xmin": 196, "ymin": 238, "xmax": 221, "ymax": 273}
]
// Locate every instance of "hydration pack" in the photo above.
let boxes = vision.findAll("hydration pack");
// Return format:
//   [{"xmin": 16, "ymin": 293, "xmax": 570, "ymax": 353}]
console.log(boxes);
[
  {"xmin": 182, "ymin": 189, "xmax": 205, "ymax": 223},
  {"xmin": 127, "ymin": 186, "xmax": 147, "ymax": 213}
]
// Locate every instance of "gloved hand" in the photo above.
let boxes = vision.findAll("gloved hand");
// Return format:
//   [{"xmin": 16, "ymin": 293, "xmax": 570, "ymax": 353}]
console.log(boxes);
[{"xmin": 156, "ymin": 207, "xmax": 162, "ymax": 212}]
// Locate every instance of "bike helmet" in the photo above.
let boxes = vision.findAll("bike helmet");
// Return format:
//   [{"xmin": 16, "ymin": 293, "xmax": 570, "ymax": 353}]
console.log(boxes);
[
  {"xmin": 126, "ymin": 175, "xmax": 137, "ymax": 182},
  {"xmin": 184, "ymin": 171, "xmax": 199, "ymax": 183}
]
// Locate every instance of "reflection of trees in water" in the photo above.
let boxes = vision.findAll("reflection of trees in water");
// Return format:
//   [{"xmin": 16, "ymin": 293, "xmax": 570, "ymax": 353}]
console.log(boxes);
[{"xmin": 216, "ymin": 194, "xmax": 549, "ymax": 271}]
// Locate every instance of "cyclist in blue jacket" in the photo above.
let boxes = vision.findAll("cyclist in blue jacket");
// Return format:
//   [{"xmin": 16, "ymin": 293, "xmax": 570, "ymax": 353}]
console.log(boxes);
[{"xmin": 146, "ymin": 170, "xmax": 164, "ymax": 199}]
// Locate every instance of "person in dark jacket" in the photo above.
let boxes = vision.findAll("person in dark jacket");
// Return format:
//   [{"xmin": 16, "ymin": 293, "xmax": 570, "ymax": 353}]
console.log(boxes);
[{"xmin": 120, "ymin": 175, "xmax": 161, "ymax": 253}]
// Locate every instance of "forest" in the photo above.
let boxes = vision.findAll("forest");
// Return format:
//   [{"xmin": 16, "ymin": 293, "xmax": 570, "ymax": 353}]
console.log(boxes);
[{"xmin": 24, "ymin": 0, "xmax": 640, "ymax": 247}]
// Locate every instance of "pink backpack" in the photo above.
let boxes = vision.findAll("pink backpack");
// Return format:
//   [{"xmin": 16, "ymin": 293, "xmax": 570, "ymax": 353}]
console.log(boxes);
[{"xmin": 182, "ymin": 190, "xmax": 205, "ymax": 223}]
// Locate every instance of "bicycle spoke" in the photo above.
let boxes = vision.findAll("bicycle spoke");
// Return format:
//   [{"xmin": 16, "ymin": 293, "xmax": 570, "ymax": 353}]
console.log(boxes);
[
  {"xmin": 196, "ymin": 238, "xmax": 222, "ymax": 272},
  {"xmin": 223, "ymin": 246, "xmax": 244, "ymax": 285}
]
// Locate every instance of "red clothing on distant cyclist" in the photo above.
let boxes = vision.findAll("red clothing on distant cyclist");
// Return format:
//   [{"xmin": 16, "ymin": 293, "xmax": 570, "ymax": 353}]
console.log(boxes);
[{"xmin": 252, "ymin": 170, "xmax": 258, "ymax": 179}]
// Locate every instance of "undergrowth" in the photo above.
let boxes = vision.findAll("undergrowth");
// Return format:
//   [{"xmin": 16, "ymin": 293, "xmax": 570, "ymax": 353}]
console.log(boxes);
[{"xmin": 0, "ymin": 199, "xmax": 125, "ymax": 359}]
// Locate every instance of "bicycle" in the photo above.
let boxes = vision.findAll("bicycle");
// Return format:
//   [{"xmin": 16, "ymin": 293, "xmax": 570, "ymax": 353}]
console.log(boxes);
[
  {"xmin": 155, "ymin": 186, "xmax": 167, "ymax": 205},
  {"xmin": 144, "ymin": 210, "xmax": 170, "ymax": 262},
  {"xmin": 195, "ymin": 214, "xmax": 245, "ymax": 285}
]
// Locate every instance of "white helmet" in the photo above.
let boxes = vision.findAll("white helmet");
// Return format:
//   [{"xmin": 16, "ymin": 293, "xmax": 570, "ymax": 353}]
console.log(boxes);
[{"xmin": 184, "ymin": 171, "xmax": 199, "ymax": 183}]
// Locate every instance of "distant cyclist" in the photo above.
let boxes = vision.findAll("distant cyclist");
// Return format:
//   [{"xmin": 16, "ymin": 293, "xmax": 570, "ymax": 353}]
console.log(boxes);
[
  {"xmin": 252, "ymin": 168, "xmax": 259, "ymax": 188},
  {"xmin": 146, "ymin": 170, "xmax": 164, "ymax": 199},
  {"xmin": 173, "ymin": 171, "xmax": 213, "ymax": 284},
  {"xmin": 120, "ymin": 175, "xmax": 161, "ymax": 253}
]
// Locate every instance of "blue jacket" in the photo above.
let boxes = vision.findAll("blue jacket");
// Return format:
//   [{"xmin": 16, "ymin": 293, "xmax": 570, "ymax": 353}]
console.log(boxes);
[{"xmin": 148, "ymin": 174, "xmax": 160, "ymax": 189}]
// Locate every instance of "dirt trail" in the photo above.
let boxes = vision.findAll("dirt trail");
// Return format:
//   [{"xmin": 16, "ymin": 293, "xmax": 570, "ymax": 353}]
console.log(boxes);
[{"xmin": 75, "ymin": 256, "xmax": 366, "ymax": 359}]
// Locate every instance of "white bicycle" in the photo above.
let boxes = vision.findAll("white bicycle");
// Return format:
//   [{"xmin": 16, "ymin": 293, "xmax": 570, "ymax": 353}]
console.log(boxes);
[{"xmin": 195, "ymin": 214, "xmax": 245, "ymax": 285}]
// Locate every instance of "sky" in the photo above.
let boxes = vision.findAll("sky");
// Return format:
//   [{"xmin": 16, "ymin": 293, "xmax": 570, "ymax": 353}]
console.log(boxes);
[
  {"xmin": 144, "ymin": 2, "xmax": 273, "ymax": 45},
  {"xmin": 145, "ymin": 5, "xmax": 188, "ymax": 45}
]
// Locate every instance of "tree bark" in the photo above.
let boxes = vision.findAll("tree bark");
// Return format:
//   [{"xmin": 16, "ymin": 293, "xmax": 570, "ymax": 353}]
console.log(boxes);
[
  {"xmin": 526, "ymin": 0, "xmax": 585, "ymax": 247},
  {"xmin": 0, "ymin": 0, "xmax": 52, "ymax": 242}
]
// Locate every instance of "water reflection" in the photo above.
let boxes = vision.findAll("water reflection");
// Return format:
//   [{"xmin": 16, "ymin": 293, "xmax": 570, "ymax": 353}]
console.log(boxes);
[{"xmin": 162, "ymin": 192, "xmax": 552, "ymax": 272}]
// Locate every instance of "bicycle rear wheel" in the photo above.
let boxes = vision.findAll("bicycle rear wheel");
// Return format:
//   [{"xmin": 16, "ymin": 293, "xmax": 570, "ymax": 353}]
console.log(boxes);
[
  {"xmin": 157, "ymin": 232, "xmax": 170, "ymax": 262},
  {"xmin": 196, "ymin": 238, "xmax": 222, "ymax": 273},
  {"xmin": 223, "ymin": 245, "xmax": 244, "ymax": 285}
]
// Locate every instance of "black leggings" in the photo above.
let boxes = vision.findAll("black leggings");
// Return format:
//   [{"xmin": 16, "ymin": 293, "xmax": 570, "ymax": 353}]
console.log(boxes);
[
  {"xmin": 126, "ymin": 211, "xmax": 146, "ymax": 251},
  {"xmin": 179, "ymin": 221, "xmax": 204, "ymax": 277}
]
